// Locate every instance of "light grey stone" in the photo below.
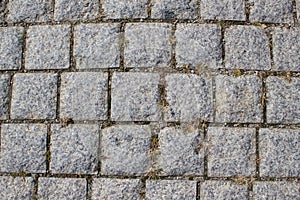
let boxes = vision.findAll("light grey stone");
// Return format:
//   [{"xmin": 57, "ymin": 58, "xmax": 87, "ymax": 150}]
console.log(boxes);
[
  {"xmin": 253, "ymin": 181, "xmax": 299, "ymax": 200},
  {"xmin": 207, "ymin": 127, "xmax": 256, "ymax": 177},
  {"xmin": 146, "ymin": 180, "xmax": 197, "ymax": 200},
  {"xmin": 50, "ymin": 124, "xmax": 99, "ymax": 174},
  {"xmin": 165, "ymin": 74, "xmax": 213, "ymax": 122},
  {"xmin": 101, "ymin": 125, "xmax": 151, "ymax": 175},
  {"xmin": 215, "ymin": 75, "xmax": 263, "ymax": 123},
  {"xmin": 111, "ymin": 72, "xmax": 160, "ymax": 121},
  {"xmin": 0, "ymin": 27, "xmax": 24, "ymax": 70},
  {"xmin": 74, "ymin": 23, "xmax": 121, "ymax": 69},
  {"xmin": 102, "ymin": 0, "xmax": 148, "ymax": 19},
  {"xmin": 11, "ymin": 73, "xmax": 57, "ymax": 120},
  {"xmin": 54, "ymin": 0, "xmax": 99, "ymax": 21},
  {"xmin": 0, "ymin": 75, "xmax": 9, "ymax": 119},
  {"xmin": 297, "ymin": 0, "xmax": 300, "ymax": 20},
  {"xmin": 60, "ymin": 72, "xmax": 108, "ymax": 120},
  {"xmin": 38, "ymin": 178, "xmax": 86, "ymax": 200},
  {"xmin": 0, "ymin": 124, "xmax": 47, "ymax": 173},
  {"xmin": 0, "ymin": 177, "xmax": 34, "ymax": 200},
  {"xmin": 273, "ymin": 28, "xmax": 300, "ymax": 71},
  {"xmin": 92, "ymin": 178, "xmax": 140, "ymax": 200},
  {"xmin": 25, "ymin": 25, "xmax": 70, "ymax": 70},
  {"xmin": 259, "ymin": 128, "xmax": 300, "ymax": 177},
  {"xmin": 200, "ymin": 181, "xmax": 248, "ymax": 200},
  {"xmin": 249, "ymin": 0, "xmax": 293, "ymax": 23},
  {"xmin": 151, "ymin": 0, "xmax": 198, "ymax": 19},
  {"xmin": 176, "ymin": 24, "xmax": 222, "ymax": 69},
  {"xmin": 266, "ymin": 77, "xmax": 300, "ymax": 124},
  {"xmin": 124, "ymin": 23, "xmax": 172, "ymax": 68},
  {"xmin": 225, "ymin": 25, "xmax": 271, "ymax": 70}
]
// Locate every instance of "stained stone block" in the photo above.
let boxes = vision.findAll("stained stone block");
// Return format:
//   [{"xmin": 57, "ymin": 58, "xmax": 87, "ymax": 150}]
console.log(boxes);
[
  {"xmin": 0, "ymin": 75, "xmax": 10, "ymax": 119},
  {"xmin": 0, "ymin": 177, "xmax": 34, "ymax": 200}
]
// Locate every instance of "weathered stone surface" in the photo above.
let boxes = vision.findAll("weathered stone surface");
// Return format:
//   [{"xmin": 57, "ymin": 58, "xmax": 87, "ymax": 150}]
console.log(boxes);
[
  {"xmin": 207, "ymin": 127, "xmax": 256, "ymax": 177},
  {"xmin": 50, "ymin": 124, "xmax": 99, "ymax": 174},
  {"xmin": 11, "ymin": 73, "xmax": 57, "ymax": 119},
  {"xmin": 60, "ymin": 72, "xmax": 108, "ymax": 120},
  {"xmin": 0, "ymin": 176, "xmax": 34, "ymax": 200},
  {"xmin": 0, "ymin": 1, "xmax": 5, "ymax": 22},
  {"xmin": 176, "ymin": 24, "xmax": 222, "ymax": 69},
  {"xmin": 124, "ymin": 23, "xmax": 172, "ymax": 68},
  {"xmin": 297, "ymin": 0, "xmax": 300, "ymax": 20},
  {"xmin": 111, "ymin": 72, "xmax": 160, "ymax": 121},
  {"xmin": 266, "ymin": 77, "xmax": 300, "ymax": 124},
  {"xmin": 101, "ymin": 125, "xmax": 151, "ymax": 175},
  {"xmin": 225, "ymin": 25, "xmax": 271, "ymax": 70},
  {"xmin": 74, "ymin": 23, "xmax": 121, "ymax": 69},
  {"xmin": 0, "ymin": 74, "xmax": 9, "ymax": 119}
]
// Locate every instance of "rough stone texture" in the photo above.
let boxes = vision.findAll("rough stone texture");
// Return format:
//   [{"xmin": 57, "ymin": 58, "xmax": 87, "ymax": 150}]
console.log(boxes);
[
  {"xmin": 25, "ymin": 25, "xmax": 70, "ymax": 70},
  {"xmin": 92, "ymin": 178, "xmax": 141, "ymax": 200},
  {"xmin": 101, "ymin": 125, "xmax": 151, "ymax": 175},
  {"xmin": 0, "ymin": 75, "xmax": 9, "ymax": 119},
  {"xmin": 0, "ymin": 177, "xmax": 34, "ymax": 200},
  {"xmin": 165, "ymin": 74, "xmax": 212, "ymax": 122},
  {"xmin": 207, "ymin": 127, "xmax": 256, "ymax": 177},
  {"xmin": 259, "ymin": 128, "xmax": 300, "ymax": 177},
  {"xmin": 225, "ymin": 25, "xmax": 271, "ymax": 70},
  {"xmin": 124, "ymin": 23, "xmax": 172, "ymax": 68},
  {"xmin": 0, "ymin": 1, "xmax": 5, "ymax": 22},
  {"xmin": 0, "ymin": 27, "xmax": 24, "ymax": 70},
  {"xmin": 38, "ymin": 178, "xmax": 86, "ymax": 200},
  {"xmin": 74, "ymin": 23, "xmax": 121, "ymax": 69},
  {"xmin": 54, "ymin": 0, "xmax": 99, "ymax": 21},
  {"xmin": 215, "ymin": 75, "xmax": 263, "ymax": 123},
  {"xmin": 200, "ymin": 181, "xmax": 248, "ymax": 200},
  {"xmin": 0, "ymin": 124, "xmax": 47, "ymax": 173},
  {"xmin": 111, "ymin": 72, "xmax": 160, "ymax": 121},
  {"xmin": 273, "ymin": 28, "xmax": 300, "ymax": 71},
  {"xmin": 253, "ymin": 181, "xmax": 300, "ymax": 200},
  {"xmin": 249, "ymin": 0, "xmax": 293, "ymax": 24},
  {"xmin": 266, "ymin": 77, "xmax": 300, "ymax": 124},
  {"xmin": 11, "ymin": 73, "xmax": 57, "ymax": 120},
  {"xmin": 7, "ymin": 0, "xmax": 52, "ymax": 23},
  {"xmin": 50, "ymin": 124, "xmax": 99, "ymax": 174},
  {"xmin": 176, "ymin": 24, "xmax": 222, "ymax": 69},
  {"xmin": 297, "ymin": 0, "xmax": 300, "ymax": 20},
  {"xmin": 151, "ymin": 0, "xmax": 198, "ymax": 19},
  {"xmin": 102, "ymin": 0, "xmax": 148, "ymax": 19},
  {"xmin": 201, "ymin": 0, "xmax": 246, "ymax": 21},
  {"xmin": 60, "ymin": 72, "xmax": 108, "ymax": 120},
  {"xmin": 146, "ymin": 180, "xmax": 197, "ymax": 199}
]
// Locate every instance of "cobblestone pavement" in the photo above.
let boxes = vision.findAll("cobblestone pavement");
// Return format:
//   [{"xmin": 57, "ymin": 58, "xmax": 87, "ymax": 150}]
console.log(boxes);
[{"xmin": 0, "ymin": 0, "xmax": 299, "ymax": 199}]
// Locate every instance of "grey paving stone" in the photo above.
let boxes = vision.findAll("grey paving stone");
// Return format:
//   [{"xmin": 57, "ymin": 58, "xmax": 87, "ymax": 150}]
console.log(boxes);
[
  {"xmin": 253, "ymin": 181, "xmax": 300, "ymax": 200},
  {"xmin": 74, "ymin": 23, "xmax": 120, "ymax": 69},
  {"xmin": 102, "ymin": 0, "xmax": 148, "ymax": 19},
  {"xmin": 266, "ymin": 77, "xmax": 300, "ymax": 124},
  {"xmin": 165, "ymin": 74, "xmax": 212, "ymax": 122},
  {"xmin": 200, "ymin": 181, "xmax": 248, "ymax": 200},
  {"xmin": 201, "ymin": 0, "xmax": 246, "ymax": 21},
  {"xmin": 7, "ymin": 0, "xmax": 52, "ymax": 23},
  {"xmin": 54, "ymin": 0, "xmax": 99, "ymax": 21},
  {"xmin": 92, "ymin": 178, "xmax": 141, "ymax": 200},
  {"xmin": 273, "ymin": 28, "xmax": 300, "ymax": 71},
  {"xmin": 151, "ymin": 0, "xmax": 198, "ymax": 19},
  {"xmin": 50, "ymin": 124, "xmax": 99, "ymax": 174},
  {"xmin": 225, "ymin": 25, "xmax": 271, "ymax": 70},
  {"xmin": 0, "ymin": 124, "xmax": 47, "ymax": 173},
  {"xmin": 0, "ymin": 27, "xmax": 24, "ymax": 70},
  {"xmin": 111, "ymin": 72, "xmax": 160, "ymax": 121},
  {"xmin": 176, "ymin": 24, "xmax": 222, "ymax": 69},
  {"xmin": 207, "ymin": 127, "xmax": 256, "ymax": 177},
  {"xmin": 0, "ymin": 176, "xmax": 34, "ymax": 200},
  {"xmin": 0, "ymin": 75, "xmax": 9, "ymax": 120},
  {"xmin": 297, "ymin": 0, "xmax": 300, "ymax": 20},
  {"xmin": 60, "ymin": 72, "xmax": 108, "ymax": 120},
  {"xmin": 215, "ymin": 75, "xmax": 263, "ymax": 123},
  {"xmin": 101, "ymin": 125, "xmax": 151, "ymax": 175},
  {"xmin": 25, "ymin": 25, "xmax": 70, "ymax": 70},
  {"xmin": 146, "ymin": 180, "xmax": 197, "ymax": 200},
  {"xmin": 249, "ymin": 0, "xmax": 293, "ymax": 24},
  {"xmin": 38, "ymin": 178, "xmax": 86, "ymax": 200},
  {"xmin": 11, "ymin": 73, "xmax": 57, "ymax": 119},
  {"xmin": 259, "ymin": 128, "xmax": 300, "ymax": 177},
  {"xmin": 124, "ymin": 23, "xmax": 172, "ymax": 68}
]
